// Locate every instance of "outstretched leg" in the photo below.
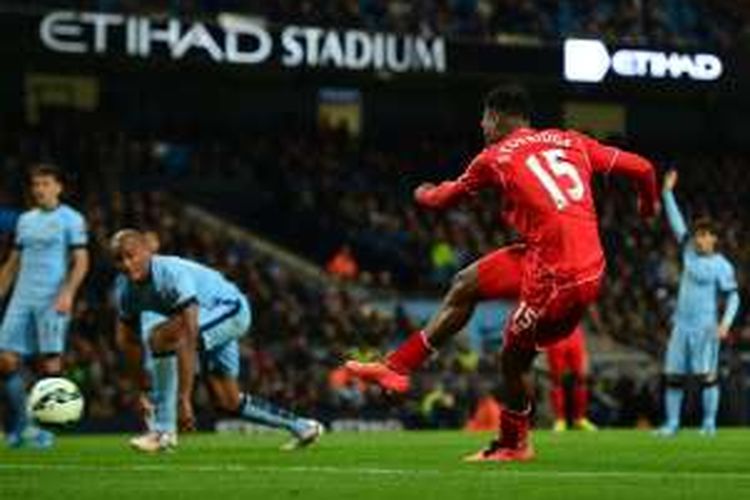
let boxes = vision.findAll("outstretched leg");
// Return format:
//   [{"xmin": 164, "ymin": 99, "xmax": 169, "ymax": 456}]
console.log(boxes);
[
  {"xmin": 346, "ymin": 246, "xmax": 524, "ymax": 392},
  {"xmin": 205, "ymin": 339, "xmax": 323, "ymax": 451},
  {"xmin": 386, "ymin": 264, "xmax": 483, "ymax": 373},
  {"xmin": 206, "ymin": 374, "xmax": 323, "ymax": 450}
]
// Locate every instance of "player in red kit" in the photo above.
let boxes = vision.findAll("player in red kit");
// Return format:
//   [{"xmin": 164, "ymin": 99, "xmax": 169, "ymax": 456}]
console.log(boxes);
[
  {"xmin": 545, "ymin": 324, "xmax": 597, "ymax": 432},
  {"xmin": 345, "ymin": 85, "xmax": 658, "ymax": 462}
]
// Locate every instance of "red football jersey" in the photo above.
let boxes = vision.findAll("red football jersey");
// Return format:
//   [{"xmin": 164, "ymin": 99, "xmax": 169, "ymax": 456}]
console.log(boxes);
[{"xmin": 416, "ymin": 128, "xmax": 657, "ymax": 280}]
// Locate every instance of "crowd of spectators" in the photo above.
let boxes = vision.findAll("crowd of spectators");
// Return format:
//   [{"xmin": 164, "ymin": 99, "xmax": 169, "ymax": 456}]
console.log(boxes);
[
  {"xmin": 2, "ymin": 0, "xmax": 745, "ymax": 49},
  {"xmin": 2, "ymin": 109, "xmax": 749, "ymax": 429},
  {"xmin": 29, "ymin": 114, "xmax": 742, "ymax": 357},
  {"xmin": 0, "ymin": 186, "xmax": 405, "ymax": 428}
]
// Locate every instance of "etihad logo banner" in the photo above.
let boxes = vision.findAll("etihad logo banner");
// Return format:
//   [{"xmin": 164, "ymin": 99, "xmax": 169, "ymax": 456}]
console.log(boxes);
[
  {"xmin": 38, "ymin": 11, "xmax": 446, "ymax": 74},
  {"xmin": 563, "ymin": 38, "xmax": 723, "ymax": 83}
]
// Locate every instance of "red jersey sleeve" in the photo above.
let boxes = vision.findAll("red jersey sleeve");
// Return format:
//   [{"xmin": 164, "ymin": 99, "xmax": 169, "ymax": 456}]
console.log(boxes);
[
  {"xmin": 415, "ymin": 150, "xmax": 495, "ymax": 209},
  {"xmin": 582, "ymin": 135, "xmax": 659, "ymax": 218}
]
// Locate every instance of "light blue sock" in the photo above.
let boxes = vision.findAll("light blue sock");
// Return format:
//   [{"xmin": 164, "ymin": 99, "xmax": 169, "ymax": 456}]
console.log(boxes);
[
  {"xmin": 3, "ymin": 372, "xmax": 28, "ymax": 436},
  {"xmin": 142, "ymin": 348, "xmax": 155, "ymax": 379},
  {"xmin": 142, "ymin": 350, "xmax": 156, "ymax": 431},
  {"xmin": 151, "ymin": 354, "xmax": 177, "ymax": 433},
  {"xmin": 238, "ymin": 393, "xmax": 304, "ymax": 433},
  {"xmin": 702, "ymin": 385, "xmax": 719, "ymax": 429},
  {"xmin": 665, "ymin": 388, "xmax": 683, "ymax": 429}
]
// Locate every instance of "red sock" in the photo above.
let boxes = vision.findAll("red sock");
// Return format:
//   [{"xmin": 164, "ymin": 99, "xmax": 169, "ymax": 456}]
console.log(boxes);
[
  {"xmin": 573, "ymin": 385, "xmax": 589, "ymax": 421},
  {"xmin": 550, "ymin": 385, "xmax": 566, "ymax": 421},
  {"xmin": 385, "ymin": 331, "xmax": 434, "ymax": 374},
  {"xmin": 499, "ymin": 406, "xmax": 531, "ymax": 449}
]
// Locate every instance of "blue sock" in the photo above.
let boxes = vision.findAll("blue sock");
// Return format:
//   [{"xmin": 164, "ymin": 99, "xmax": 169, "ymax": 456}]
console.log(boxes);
[
  {"xmin": 142, "ymin": 348, "xmax": 155, "ymax": 380},
  {"xmin": 142, "ymin": 350, "xmax": 156, "ymax": 431},
  {"xmin": 238, "ymin": 393, "xmax": 304, "ymax": 432},
  {"xmin": 702, "ymin": 385, "xmax": 719, "ymax": 429},
  {"xmin": 3, "ymin": 372, "xmax": 28, "ymax": 436},
  {"xmin": 665, "ymin": 388, "xmax": 683, "ymax": 429},
  {"xmin": 151, "ymin": 353, "xmax": 177, "ymax": 433}
]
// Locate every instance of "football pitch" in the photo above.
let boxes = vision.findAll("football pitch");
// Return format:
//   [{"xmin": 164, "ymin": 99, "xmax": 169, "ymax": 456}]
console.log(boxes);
[{"xmin": 1, "ymin": 429, "xmax": 749, "ymax": 499}]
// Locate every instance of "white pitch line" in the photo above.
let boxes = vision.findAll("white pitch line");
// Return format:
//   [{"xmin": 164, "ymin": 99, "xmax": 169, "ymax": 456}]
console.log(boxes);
[{"xmin": 2, "ymin": 463, "xmax": 750, "ymax": 481}]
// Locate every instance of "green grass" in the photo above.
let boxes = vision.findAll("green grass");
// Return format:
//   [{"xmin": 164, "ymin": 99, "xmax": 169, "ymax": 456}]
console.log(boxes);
[{"xmin": 2, "ymin": 429, "xmax": 749, "ymax": 499}]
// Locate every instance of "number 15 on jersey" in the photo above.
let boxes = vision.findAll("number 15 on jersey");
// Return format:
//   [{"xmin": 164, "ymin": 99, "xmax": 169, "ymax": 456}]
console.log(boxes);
[{"xmin": 526, "ymin": 149, "xmax": 585, "ymax": 210}]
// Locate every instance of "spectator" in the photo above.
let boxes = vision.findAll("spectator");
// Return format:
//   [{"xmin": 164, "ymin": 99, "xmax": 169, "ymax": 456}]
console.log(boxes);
[
  {"xmin": 421, "ymin": 381, "xmax": 460, "ymax": 428},
  {"xmin": 464, "ymin": 390, "xmax": 502, "ymax": 432},
  {"xmin": 0, "ymin": 108, "xmax": 746, "ymax": 429},
  {"xmin": 326, "ymin": 244, "xmax": 359, "ymax": 280}
]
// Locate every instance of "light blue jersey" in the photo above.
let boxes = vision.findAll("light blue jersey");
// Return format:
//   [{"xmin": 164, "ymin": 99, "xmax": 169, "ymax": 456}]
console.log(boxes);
[
  {"xmin": 663, "ymin": 190, "xmax": 740, "ymax": 374},
  {"xmin": 118, "ymin": 256, "xmax": 313, "ymax": 439},
  {"xmin": 115, "ymin": 255, "xmax": 252, "ymax": 375},
  {"xmin": 664, "ymin": 191, "xmax": 739, "ymax": 330},
  {"xmin": 13, "ymin": 204, "xmax": 87, "ymax": 303},
  {"xmin": 0, "ymin": 204, "xmax": 87, "ymax": 355}
]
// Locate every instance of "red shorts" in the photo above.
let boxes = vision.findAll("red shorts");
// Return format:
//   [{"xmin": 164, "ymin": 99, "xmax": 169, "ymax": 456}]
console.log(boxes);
[
  {"xmin": 477, "ymin": 244, "xmax": 525, "ymax": 300},
  {"xmin": 476, "ymin": 245, "xmax": 602, "ymax": 351},
  {"xmin": 545, "ymin": 325, "xmax": 588, "ymax": 380}
]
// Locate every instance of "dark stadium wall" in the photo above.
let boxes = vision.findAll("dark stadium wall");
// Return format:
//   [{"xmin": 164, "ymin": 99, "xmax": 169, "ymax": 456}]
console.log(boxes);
[
  {"xmin": 2, "ymin": 9, "xmax": 750, "ymax": 152},
  {"xmin": 4, "ymin": 66, "xmax": 748, "ymax": 156}
]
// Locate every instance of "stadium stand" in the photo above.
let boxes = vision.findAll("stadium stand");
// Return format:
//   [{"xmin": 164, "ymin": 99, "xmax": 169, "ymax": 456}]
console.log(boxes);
[
  {"xmin": 1, "ymin": 109, "xmax": 747, "ymax": 429},
  {"xmin": 0, "ymin": 0, "xmax": 742, "ymax": 48}
]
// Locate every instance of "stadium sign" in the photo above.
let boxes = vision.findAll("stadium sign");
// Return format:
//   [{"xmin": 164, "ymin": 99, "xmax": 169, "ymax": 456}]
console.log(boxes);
[
  {"xmin": 563, "ymin": 38, "xmax": 723, "ymax": 83},
  {"xmin": 38, "ymin": 11, "xmax": 446, "ymax": 74}
]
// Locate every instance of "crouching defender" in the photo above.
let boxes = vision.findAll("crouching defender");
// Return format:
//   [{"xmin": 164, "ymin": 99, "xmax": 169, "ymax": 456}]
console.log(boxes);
[
  {"xmin": 111, "ymin": 229, "xmax": 323, "ymax": 452},
  {"xmin": 656, "ymin": 170, "xmax": 740, "ymax": 436}
]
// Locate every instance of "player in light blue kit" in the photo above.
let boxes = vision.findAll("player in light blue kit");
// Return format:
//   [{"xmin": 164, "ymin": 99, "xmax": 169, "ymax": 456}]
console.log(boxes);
[
  {"xmin": 656, "ymin": 170, "xmax": 740, "ymax": 437},
  {"xmin": 110, "ymin": 229, "xmax": 323, "ymax": 452},
  {"xmin": 0, "ymin": 164, "xmax": 89, "ymax": 448}
]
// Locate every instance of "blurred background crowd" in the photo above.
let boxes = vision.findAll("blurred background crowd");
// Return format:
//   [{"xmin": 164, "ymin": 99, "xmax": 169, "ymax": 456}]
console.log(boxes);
[
  {"xmin": 1, "ymin": 108, "xmax": 748, "ymax": 430},
  {"xmin": 1, "ymin": 0, "xmax": 749, "ymax": 432},
  {"xmin": 2, "ymin": 0, "xmax": 745, "ymax": 48}
]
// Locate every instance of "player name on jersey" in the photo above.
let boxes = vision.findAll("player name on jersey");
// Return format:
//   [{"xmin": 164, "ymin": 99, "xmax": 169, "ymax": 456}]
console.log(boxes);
[{"xmin": 498, "ymin": 131, "xmax": 573, "ymax": 155}]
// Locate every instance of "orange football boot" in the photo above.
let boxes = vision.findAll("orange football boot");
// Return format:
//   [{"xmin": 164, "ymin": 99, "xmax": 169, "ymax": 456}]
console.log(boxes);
[{"xmin": 343, "ymin": 360, "xmax": 410, "ymax": 393}]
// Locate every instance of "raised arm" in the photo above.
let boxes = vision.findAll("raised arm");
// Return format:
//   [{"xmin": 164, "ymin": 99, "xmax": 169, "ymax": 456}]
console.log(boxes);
[
  {"xmin": 414, "ymin": 151, "xmax": 494, "ymax": 209},
  {"xmin": 661, "ymin": 170, "xmax": 688, "ymax": 244}
]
